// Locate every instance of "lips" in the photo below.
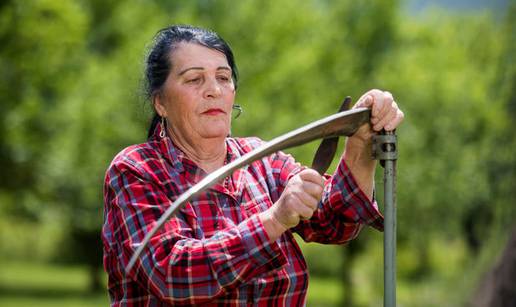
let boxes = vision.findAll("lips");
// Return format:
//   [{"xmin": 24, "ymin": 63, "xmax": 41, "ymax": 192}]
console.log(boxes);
[{"xmin": 202, "ymin": 108, "xmax": 226, "ymax": 115}]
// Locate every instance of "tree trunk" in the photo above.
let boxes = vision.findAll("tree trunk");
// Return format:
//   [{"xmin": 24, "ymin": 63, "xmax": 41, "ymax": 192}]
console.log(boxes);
[
  {"xmin": 341, "ymin": 240, "xmax": 363, "ymax": 306},
  {"xmin": 89, "ymin": 264, "xmax": 103, "ymax": 292},
  {"xmin": 469, "ymin": 228, "xmax": 516, "ymax": 307},
  {"xmin": 341, "ymin": 245, "xmax": 353, "ymax": 306}
]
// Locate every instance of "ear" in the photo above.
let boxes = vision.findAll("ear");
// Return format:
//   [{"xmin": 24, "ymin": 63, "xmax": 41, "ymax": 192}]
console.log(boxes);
[{"xmin": 153, "ymin": 94, "xmax": 167, "ymax": 117}]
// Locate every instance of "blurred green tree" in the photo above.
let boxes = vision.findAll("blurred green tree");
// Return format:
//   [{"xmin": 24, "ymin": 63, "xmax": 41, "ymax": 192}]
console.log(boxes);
[{"xmin": 373, "ymin": 9, "xmax": 514, "ymax": 283}]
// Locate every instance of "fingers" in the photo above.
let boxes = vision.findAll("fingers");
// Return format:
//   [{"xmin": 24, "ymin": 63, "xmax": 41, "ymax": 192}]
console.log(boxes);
[
  {"xmin": 298, "ymin": 169, "xmax": 325, "ymax": 187},
  {"xmin": 297, "ymin": 196, "xmax": 317, "ymax": 220},
  {"xmin": 373, "ymin": 91, "xmax": 394, "ymax": 120},
  {"xmin": 354, "ymin": 92, "xmax": 374, "ymax": 109},
  {"xmin": 356, "ymin": 89, "xmax": 404, "ymax": 132},
  {"xmin": 356, "ymin": 94, "xmax": 374, "ymax": 108},
  {"xmin": 385, "ymin": 109, "xmax": 404, "ymax": 131},
  {"xmin": 293, "ymin": 169, "xmax": 324, "ymax": 208},
  {"xmin": 270, "ymin": 169, "xmax": 325, "ymax": 228},
  {"xmin": 373, "ymin": 102, "xmax": 396, "ymax": 131},
  {"xmin": 303, "ymin": 181, "xmax": 324, "ymax": 200},
  {"xmin": 289, "ymin": 187, "xmax": 319, "ymax": 220}
]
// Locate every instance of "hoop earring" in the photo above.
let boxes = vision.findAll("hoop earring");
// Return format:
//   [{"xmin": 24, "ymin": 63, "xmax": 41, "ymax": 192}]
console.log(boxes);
[
  {"xmin": 159, "ymin": 116, "xmax": 166, "ymax": 138},
  {"xmin": 232, "ymin": 104, "xmax": 243, "ymax": 119}
]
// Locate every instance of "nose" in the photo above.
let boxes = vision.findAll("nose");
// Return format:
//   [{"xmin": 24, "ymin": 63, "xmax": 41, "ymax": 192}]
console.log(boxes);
[{"xmin": 203, "ymin": 77, "xmax": 222, "ymax": 99}]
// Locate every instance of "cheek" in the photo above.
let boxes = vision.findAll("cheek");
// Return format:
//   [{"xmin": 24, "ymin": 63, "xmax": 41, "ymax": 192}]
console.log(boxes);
[
  {"xmin": 225, "ymin": 90, "xmax": 236, "ymax": 106},
  {"xmin": 168, "ymin": 90, "xmax": 198, "ymax": 118}
]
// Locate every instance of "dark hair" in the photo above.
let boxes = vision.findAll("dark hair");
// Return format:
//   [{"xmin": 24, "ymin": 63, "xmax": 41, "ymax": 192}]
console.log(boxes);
[{"xmin": 145, "ymin": 25, "xmax": 238, "ymax": 138}]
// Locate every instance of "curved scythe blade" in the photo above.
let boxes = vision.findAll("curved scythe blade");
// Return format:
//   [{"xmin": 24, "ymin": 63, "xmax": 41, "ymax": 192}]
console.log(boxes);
[
  {"xmin": 126, "ymin": 107, "xmax": 371, "ymax": 272},
  {"xmin": 311, "ymin": 96, "xmax": 353, "ymax": 175}
]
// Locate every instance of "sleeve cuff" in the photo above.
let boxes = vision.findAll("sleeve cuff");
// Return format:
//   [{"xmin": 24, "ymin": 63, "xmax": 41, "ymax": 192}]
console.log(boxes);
[
  {"xmin": 238, "ymin": 215, "xmax": 288, "ymax": 271},
  {"xmin": 329, "ymin": 159, "xmax": 384, "ymax": 231}
]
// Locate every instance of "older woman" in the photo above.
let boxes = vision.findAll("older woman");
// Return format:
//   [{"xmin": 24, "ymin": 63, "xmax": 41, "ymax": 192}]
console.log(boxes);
[{"xmin": 102, "ymin": 25, "xmax": 404, "ymax": 306}]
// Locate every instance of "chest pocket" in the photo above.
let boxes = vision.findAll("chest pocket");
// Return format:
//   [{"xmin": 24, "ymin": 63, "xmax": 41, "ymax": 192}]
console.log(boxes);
[
  {"xmin": 184, "ymin": 194, "xmax": 234, "ymax": 239},
  {"xmin": 163, "ymin": 171, "xmax": 226, "ymax": 239}
]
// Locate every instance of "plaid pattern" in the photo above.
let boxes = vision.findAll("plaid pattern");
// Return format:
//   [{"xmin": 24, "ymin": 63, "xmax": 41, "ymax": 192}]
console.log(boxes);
[{"xmin": 102, "ymin": 126, "xmax": 383, "ymax": 306}]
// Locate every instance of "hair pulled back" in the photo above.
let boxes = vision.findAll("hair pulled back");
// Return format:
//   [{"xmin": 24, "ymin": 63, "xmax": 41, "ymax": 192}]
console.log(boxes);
[{"xmin": 144, "ymin": 25, "xmax": 238, "ymax": 138}]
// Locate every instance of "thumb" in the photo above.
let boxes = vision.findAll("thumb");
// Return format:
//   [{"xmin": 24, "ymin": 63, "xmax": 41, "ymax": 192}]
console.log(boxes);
[{"xmin": 356, "ymin": 94, "xmax": 374, "ymax": 108}]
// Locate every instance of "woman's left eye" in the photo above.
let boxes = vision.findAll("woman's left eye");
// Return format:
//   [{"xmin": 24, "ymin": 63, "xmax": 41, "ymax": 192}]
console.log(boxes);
[
  {"xmin": 189, "ymin": 78, "xmax": 200, "ymax": 83},
  {"xmin": 217, "ymin": 76, "xmax": 230, "ymax": 82}
]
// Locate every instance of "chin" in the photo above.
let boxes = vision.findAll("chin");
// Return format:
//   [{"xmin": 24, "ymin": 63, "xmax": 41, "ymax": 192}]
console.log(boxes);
[
  {"xmin": 200, "ymin": 120, "xmax": 231, "ymax": 139},
  {"xmin": 201, "ymin": 126, "xmax": 230, "ymax": 139}
]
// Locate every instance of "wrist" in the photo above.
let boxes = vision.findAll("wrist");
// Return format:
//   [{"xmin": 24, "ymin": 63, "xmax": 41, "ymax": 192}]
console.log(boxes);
[
  {"xmin": 345, "ymin": 139, "xmax": 376, "ymax": 170},
  {"xmin": 343, "ymin": 139, "xmax": 376, "ymax": 200},
  {"xmin": 258, "ymin": 210, "xmax": 287, "ymax": 242}
]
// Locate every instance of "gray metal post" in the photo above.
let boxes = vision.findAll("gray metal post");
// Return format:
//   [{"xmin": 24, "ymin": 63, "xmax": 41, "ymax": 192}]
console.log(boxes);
[{"xmin": 373, "ymin": 131, "xmax": 397, "ymax": 307}]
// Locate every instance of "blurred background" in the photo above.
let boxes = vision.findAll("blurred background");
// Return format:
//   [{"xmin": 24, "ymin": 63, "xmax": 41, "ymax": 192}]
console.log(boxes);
[{"xmin": 0, "ymin": 0, "xmax": 514, "ymax": 306}]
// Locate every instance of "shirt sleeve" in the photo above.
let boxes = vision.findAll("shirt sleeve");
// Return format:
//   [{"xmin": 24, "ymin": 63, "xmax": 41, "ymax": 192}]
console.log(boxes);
[
  {"xmin": 268, "ymin": 150, "xmax": 384, "ymax": 245},
  {"xmin": 103, "ymin": 156, "xmax": 287, "ymax": 305}
]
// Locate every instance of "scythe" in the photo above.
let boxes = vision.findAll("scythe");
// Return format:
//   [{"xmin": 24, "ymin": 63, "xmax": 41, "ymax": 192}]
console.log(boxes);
[{"xmin": 125, "ymin": 104, "xmax": 398, "ymax": 306}]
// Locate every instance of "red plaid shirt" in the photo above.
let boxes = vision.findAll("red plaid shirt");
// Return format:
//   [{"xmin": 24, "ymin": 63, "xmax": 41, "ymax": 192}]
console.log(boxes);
[{"xmin": 102, "ymin": 127, "xmax": 383, "ymax": 306}]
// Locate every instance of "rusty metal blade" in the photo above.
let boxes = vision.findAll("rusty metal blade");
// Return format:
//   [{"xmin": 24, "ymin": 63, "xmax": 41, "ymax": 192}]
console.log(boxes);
[
  {"xmin": 311, "ymin": 96, "xmax": 353, "ymax": 175},
  {"xmin": 126, "ymin": 107, "xmax": 371, "ymax": 272}
]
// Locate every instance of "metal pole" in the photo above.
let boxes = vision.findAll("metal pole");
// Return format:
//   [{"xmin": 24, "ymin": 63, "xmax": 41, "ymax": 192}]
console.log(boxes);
[
  {"xmin": 383, "ymin": 134, "xmax": 396, "ymax": 307},
  {"xmin": 373, "ymin": 131, "xmax": 397, "ymax": 307}
]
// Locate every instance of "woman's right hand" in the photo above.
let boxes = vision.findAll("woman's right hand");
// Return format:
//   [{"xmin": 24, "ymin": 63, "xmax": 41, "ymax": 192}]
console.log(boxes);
[{"xmin": 259, "ymin": 169, "xmax": 324, "ymax": 241}]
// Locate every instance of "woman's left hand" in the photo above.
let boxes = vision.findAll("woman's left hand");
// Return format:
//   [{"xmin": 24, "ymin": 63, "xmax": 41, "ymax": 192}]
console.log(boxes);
[
  {"xmin": 349, "ymin": 89, "xmax": 404, "ymax": 146},
  {"xmin": 343, "ymin": 89, "xmax": 404, "ymax": 199}
]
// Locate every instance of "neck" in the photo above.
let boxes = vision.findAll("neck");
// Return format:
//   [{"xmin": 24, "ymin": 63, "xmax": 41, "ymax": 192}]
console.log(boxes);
[{"xmin": 167, "ymin": 127, "xmax": 227, "ymax": 173}]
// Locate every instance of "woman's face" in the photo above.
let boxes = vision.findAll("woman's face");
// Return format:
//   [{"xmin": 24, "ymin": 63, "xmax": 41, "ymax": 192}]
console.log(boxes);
[{"xmin": 155, "ymin": 42, "xmax": 236, "ymax": 142}]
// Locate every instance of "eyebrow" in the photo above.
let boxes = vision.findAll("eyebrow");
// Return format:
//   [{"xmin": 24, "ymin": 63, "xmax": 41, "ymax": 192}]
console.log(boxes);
[{"xmin": 178, "ymin": 66, "xmax": 231, "ymax": 76}]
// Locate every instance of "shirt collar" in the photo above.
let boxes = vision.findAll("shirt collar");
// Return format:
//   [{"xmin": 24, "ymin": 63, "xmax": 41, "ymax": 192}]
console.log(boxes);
[
  {"xmin": 150, "ymin": 124, "xmax": 242, "ymax": 188},
  {"xmin": 224, "ymin": 138, "xmax": 249, "ymax": 196},
  {"xmin": 149, "ymin": 123, "xmax": 186, "ymax": 173}
]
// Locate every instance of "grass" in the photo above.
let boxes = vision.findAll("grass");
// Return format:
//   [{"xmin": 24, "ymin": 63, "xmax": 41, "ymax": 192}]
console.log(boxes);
[
  {"xmin": 0, "ymin": 261, "xmax": 108, "ymax": 307},
  {"xmin": 0, "ymin": 231, "xmax": 505, "ymax": 307},
  {"xmin": 306, "ymin": 276, "xmax": 342, "ymax": 306},
  {"xmin": 0, "ymin": 260, "xmax": 344, "ymax": 307}
]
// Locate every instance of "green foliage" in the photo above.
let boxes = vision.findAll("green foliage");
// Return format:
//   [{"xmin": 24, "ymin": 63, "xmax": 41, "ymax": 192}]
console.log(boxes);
[
  {"xmin": 376, "ymin": 11, "xmax": 508, "ymax": 237},
  {"xmin": 0, "ymin": 0, "xmax": 88, "ymax": 214},
  {"xmin": 0, "ymin": 260, "xmax": 108, "ymax": 307},
  {"xmin": 0, "ymin": 0, "xmax": 514, "ymax": 305}
]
